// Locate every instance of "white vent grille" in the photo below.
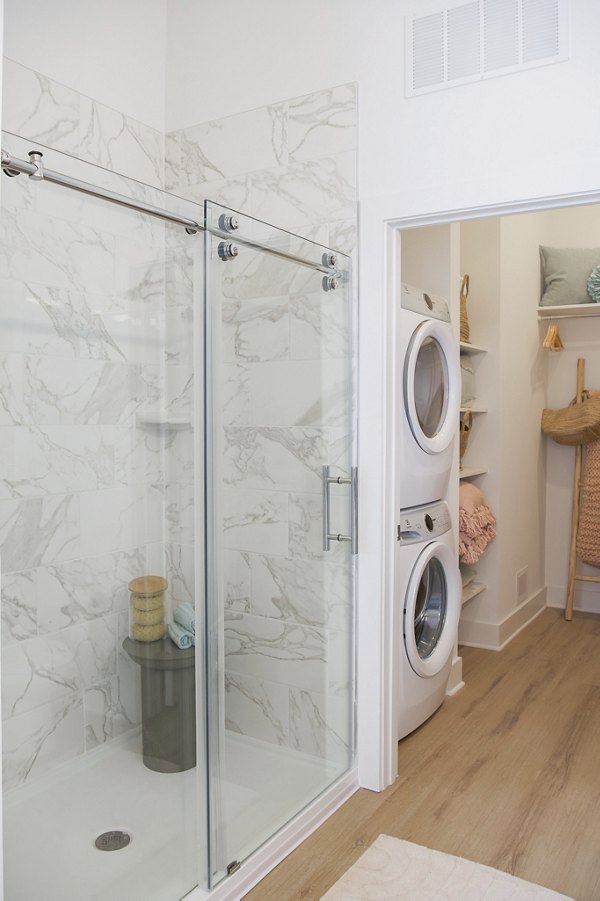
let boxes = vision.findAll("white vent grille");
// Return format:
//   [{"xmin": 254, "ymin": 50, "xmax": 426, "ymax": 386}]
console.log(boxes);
[{"xmin": 406, "ymin": 0, "xmax": 567, "ymax": 97}]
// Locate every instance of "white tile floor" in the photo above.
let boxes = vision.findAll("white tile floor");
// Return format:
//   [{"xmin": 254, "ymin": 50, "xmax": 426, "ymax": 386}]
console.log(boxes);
[{"xmin": 3, "ymin": 729, "xmax": 341, "ymax": 900}]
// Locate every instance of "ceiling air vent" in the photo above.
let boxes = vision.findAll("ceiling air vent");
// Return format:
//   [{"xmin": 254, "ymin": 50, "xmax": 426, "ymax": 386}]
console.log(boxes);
[{"xmin": 406, "ymin": 0, "xmax": 568, "ymax": 97}]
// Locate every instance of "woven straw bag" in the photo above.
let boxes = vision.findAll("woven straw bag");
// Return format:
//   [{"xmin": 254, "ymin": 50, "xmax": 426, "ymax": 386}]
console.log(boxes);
[
  {"xmin": 460, "ymin": 274, "xmax": 471, "ymax": 343},
  {"xmin": 459, "ymin": 410, "xmax": 472, "ymax": 469},
  {"xmin": 541, "ymin": 392, "xmax": 600, "ymax": 446}
]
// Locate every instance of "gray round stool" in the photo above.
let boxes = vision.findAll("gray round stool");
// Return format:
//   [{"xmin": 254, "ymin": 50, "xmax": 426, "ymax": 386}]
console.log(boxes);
[{"xmin": 123, "ymin": 637, "xmax": 196, "ymax": 773}]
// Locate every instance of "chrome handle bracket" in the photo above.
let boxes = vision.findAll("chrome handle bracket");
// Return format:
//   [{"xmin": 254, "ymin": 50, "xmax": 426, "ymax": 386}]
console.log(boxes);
[{"xmin": 322, "ymin": 465, "xmax": 358, "ymax": 555}]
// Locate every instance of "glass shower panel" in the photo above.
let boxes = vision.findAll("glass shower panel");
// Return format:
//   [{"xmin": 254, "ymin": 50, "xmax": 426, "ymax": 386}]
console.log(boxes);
[
  {"xmin": 0, "ymin": 133, "xmax": 205, "ymax": 900},
  {"xmin": 204, "ymin": 202, "xmax": 355, "ymax": 887}
]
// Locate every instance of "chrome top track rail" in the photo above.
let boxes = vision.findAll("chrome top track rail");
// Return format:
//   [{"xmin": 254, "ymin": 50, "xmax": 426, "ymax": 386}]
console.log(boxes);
[
  {"xmin": 1, "ymin": 148, "xmax": 202, "ymax": 233},
  {"xmin": 1, "ymin": 147, "xmax": 345, "ymax": 277}
]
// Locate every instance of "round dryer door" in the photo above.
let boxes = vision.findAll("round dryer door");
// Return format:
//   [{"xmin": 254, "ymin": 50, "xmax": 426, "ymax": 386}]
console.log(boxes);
[
  {"xmin": 404, "ymin": 541, "xmax": 461, "ymax": 678},
  {"xmin": 404, "ymin": 319, "xmax": 460, "ymax": 455}
]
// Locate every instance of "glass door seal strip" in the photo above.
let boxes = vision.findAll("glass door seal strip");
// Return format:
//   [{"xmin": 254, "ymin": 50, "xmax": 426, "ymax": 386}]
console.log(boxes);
[{"xmin": 1, "ymin": 147, "xmax": 347, "ymax": 276}]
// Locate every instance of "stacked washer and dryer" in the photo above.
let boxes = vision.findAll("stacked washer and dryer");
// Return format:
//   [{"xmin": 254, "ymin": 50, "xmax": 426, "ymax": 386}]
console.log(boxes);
[{"xmin": 396, "ymin": 283, "xmax": 462, "ymax": 740}]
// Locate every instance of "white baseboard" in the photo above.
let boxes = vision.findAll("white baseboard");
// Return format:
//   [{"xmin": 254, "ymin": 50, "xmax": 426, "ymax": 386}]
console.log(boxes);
[
  {"xmin": 458, "ymin": 587, "xmax": 546, "ymax": 651},
  {"xmin": 446, "ymin": 654, "xmax": 464, "ymax": 696},
  {"xmin": 183, "ymin": 769, "xmax": 359, "ymax": 901},
  {"xmin": 546, "ymin": 582, "xmax": 600, "ymax": 616}
]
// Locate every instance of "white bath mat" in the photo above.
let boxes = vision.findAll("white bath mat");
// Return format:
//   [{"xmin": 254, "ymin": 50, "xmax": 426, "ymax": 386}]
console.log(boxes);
[{"xmin": 321, "ymin": 834, "xmax": 573, "ymax": 900}]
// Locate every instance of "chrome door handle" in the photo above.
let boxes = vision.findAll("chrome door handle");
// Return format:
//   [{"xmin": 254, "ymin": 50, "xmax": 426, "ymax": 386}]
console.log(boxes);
[{"xmin": 322, "ymin": 465, "xmax": 358, "ymax": 555}]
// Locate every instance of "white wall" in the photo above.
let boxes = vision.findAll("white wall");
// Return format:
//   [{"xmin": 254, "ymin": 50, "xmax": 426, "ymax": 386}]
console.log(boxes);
[
  {"xmin": 165, "ymin": 0, "xmax": 357, "ymax": 130},
  {"xmin": 498, "ymin": 214, "xmax": 547, "ymax": 617},
  {"xmin": 459, "ymin": 213, "xmax": 548, "ymax": 640},
  {"xmin": 3, "ymin": 0, "xmax": 167, "ymax": 130},
  {"xmin": 165, "ymin": 1, "xmax": 600, "ymax": 207}
]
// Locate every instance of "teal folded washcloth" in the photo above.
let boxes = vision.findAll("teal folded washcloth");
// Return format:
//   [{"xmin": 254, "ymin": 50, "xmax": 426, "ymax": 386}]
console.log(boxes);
[
  {"xmin": 168, "ymin": 621, "xmax": 194, "ymax": 650},
  {"xmin": 173, "ymin": 602, "xmax": 195, "ymax": 635}
]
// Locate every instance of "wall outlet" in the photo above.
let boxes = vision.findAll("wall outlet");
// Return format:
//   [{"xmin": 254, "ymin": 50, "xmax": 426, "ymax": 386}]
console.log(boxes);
[{"xmin": 516, "ymin": 567, "xmax": 528, "ymax": 604}]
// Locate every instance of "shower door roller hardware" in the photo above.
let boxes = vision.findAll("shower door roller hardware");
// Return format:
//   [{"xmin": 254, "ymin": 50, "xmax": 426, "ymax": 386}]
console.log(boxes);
[
  {"xmin": 28, "ymin": 150, "xmax": 44, "ymax": 180},
  {"xmin": 322, "ymin": 275, "xmax": 339, "ymax": 292},
  {"xmin": 218, "ymin": 241, "xmax": 239, "ymax": 261},
  {"xmin": 322, "ymin": 465, "xmax": 358, "ymax": 555},
  {"xmin": 1, "ymin": 150, "xmax": 20, "ymax": 178},
  {"xmin": 226, "ymin": 860, "xmax": 241, "ymax": 876},
  {"xmin": 322, "ymin": 251, "xmax": 337, "ymax": 269},
  {"xmin": 219, "ymin": 213, "xmax": 240, "ymax": 232}
]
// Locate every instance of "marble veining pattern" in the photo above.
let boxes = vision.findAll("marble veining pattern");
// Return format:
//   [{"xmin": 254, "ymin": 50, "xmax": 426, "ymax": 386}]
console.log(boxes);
[
  {"xmin": 2, "ymin": 695, "xmax": 84, "ymax": 791},
  {"xmin": 222, "ymin": 426, "xmax": 326, "ymax": 493},
  {"xmin": 1, "ymin": 570, "xmax": 37, "ymax": 645},
  {"xmin": 289, "ymin": 687, "xmax": 351, "ymax": 764},
  {"xmin": 3, "ymin": 59, "xmax": 164, "ymax": 189},
  {"xmin": 224, "ymin": 611, "xmax": 327, "ymax": 693},
  {"xmin": 0, "ymin": 494, "xmax": 79, "ymax": 573},
  {"xmin": 0, "ymin": 425, "xmax": 114, "ymax": 499},
  {"xmin": 222, "ymin": 297, "xmax": 289, "ymax": 362},
  {"xmin": 2, "ymin": 616, "xmax": 117, "ymax": 719},
  {"xmin": 36, "ymin": 548, "xmax": 147, "ymax": 634},
  {"xmin": 225, "ymin": 673, "xmax": 289, "ymax": 746},
  {"xmin": 84, "ymin": 674, "xmax": 139, "ymax": 749}
]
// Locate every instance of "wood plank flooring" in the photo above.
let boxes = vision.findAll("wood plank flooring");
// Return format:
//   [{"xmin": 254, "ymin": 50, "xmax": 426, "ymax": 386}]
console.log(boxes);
[{"xmin": 245, "ymin": 608, "xmax": 600, "ymax": 900}]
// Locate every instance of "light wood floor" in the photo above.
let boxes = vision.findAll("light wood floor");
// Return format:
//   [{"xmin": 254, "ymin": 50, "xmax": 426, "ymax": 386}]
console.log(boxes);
[{"xmin": 245, "ymin": 608, "xmax": 600, "ymax": 900}]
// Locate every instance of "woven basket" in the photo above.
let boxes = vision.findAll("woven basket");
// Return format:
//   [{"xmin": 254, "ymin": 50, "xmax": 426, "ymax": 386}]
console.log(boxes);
[
  {"xmin": 541, "ymin": 393, "xmax": 600, "ymax": 446},
  {"xmin": 459, "ymin": 410, "xmax": 472, "ymax": 469},
  {"xmin": 460, "ymin": 274, "xmax": 470, "ymax": 344}
]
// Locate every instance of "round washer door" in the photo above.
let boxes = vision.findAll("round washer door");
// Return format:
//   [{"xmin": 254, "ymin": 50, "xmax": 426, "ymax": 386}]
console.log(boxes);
[
  {"xmin": 403, "ymin": 319, "xmax": 460, "ymax": 455},
  {"xmin": 404, "ymin": 541, "xmax": 461, "ymax": 678}
]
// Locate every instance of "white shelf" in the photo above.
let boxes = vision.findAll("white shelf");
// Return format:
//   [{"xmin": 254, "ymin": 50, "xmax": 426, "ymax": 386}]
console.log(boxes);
[
  {"xmin": 136, "ymin": 412, "xmax": 192, "ymax": 430},
  {"xmin": 460, "ymin": 341, "xmax": 488, "ymax": 355},
  {"xmin": 459, "ymin": 466, "xmax": 488, "ymax": 479},
  {"xmin": 537, "ymin": 303, "xmax": 600, "ymax": 320},
  {"xmin": 462, "ymin": 581, "xmax": 486, "ymax": 606},
  {"xmin": 460, "ymin": 405, "xmax": 487, "ymax": 414}
]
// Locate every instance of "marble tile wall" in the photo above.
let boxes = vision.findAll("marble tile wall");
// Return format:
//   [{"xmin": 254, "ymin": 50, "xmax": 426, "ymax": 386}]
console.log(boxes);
[
  {"xmin": 2, "ymin": 59, "xmax": 164, "ymax": 189},
  {"xmin": 0, "ymin": 132, "xmax": 172, "ymax": 791},
  {"xmin": 166, "ymin": 83, "xmax": 357, "ymax": 256},
  {"xmin": 167, "ymin": 84, "xmax": 358, "ymax": 766},
  {"xmin": 0, "ymin": 59, "xmax": 356, "ymax": 784}
]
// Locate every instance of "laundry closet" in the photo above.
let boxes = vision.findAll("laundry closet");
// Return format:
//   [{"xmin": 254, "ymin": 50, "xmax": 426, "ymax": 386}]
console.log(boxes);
[{"xmin": 397, "ymin": 202, "xmax": 600, "ymax": 697}]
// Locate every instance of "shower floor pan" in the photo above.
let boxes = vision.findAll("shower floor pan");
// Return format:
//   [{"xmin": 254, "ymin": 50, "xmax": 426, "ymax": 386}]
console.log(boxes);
[{"xmin": 3, "ymin": 730, "xmax": 340, "ymax": 901}]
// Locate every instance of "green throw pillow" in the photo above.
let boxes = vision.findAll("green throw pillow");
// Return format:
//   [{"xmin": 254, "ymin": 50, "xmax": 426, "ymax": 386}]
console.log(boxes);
[{"xmin": 539, "ymin": 246, "xmax": 600, "ymax": 306}]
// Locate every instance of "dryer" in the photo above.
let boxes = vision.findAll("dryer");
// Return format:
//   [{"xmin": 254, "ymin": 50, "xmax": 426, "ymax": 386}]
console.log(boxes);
[
  {"xmin": 397, "ymin": 500, "xmax": 461, "ymax": 741},
  {"xmin": 399, "ymin": 282, "xmax": 460, "ymax": 509}
]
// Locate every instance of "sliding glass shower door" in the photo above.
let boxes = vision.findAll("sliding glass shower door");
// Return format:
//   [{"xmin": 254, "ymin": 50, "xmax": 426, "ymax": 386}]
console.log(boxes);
[
  {"xmin": 0, "ymin": 135, "xmax": 355, "ymax": 899},
  {"xmin": 203, "ymin": 203, "xmax": 356, "ymax": 887},
  {"xmin": 0, "ymin": 133, "xmax": 206, "ymax": 901}
]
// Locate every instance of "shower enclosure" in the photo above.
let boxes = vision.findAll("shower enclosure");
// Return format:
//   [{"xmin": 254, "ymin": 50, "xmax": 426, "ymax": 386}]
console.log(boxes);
[{"xmin": 0, "ymin": 134, "xmax": 356, "ymax": 899}]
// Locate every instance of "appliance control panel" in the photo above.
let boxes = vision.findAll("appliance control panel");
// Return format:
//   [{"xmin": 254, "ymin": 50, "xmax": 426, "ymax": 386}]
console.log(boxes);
[
  {"xmin": 400, "ymin": 282, "xmax": 450, "ymax": 323},
  {"xmin": 397, "ymin": 500, "xmax": 451, "ymax": 544}
]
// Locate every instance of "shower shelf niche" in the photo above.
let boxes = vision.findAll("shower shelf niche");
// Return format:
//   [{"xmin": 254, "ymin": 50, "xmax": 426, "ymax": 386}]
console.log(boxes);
[{"xmin": 136, "ymin": 412, "xmax": 192, "ymax": 429}]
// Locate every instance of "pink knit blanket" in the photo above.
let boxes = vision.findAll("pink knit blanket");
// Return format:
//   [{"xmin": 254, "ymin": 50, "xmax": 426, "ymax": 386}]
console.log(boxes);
[{"xmin": 459, "ymin": 483, "xmax": 497, "ymax": 565}]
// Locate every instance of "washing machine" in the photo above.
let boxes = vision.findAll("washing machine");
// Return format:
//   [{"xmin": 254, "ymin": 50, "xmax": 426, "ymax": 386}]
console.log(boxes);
[
  {"xmin": 397, "ymin": 499, "xmax": 461, "ymax": 741},
  {"xmin": 399, "ymin": 282, "xmax": 460, "ymax": 509}
]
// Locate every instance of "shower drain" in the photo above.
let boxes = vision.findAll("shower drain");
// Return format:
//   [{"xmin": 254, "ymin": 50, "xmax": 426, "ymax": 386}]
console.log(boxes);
[{"xmin": 94, "ymin": 830, "xmax": 131, "ymax": 852}]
